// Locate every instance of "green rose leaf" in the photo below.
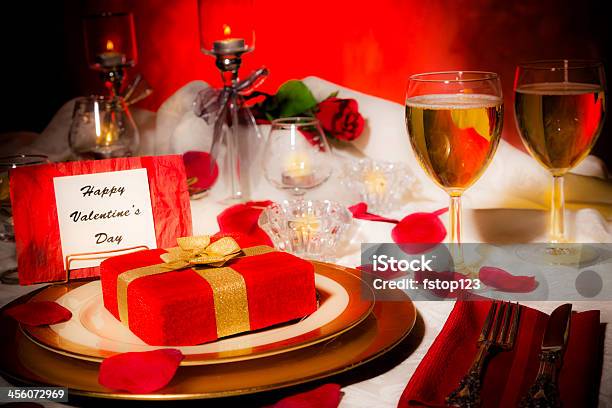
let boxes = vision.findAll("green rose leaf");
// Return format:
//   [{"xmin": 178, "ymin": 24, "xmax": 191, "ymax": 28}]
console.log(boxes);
[{"xmin": 275, "ymin": 80, "xmax": 318, "ymax": 117}]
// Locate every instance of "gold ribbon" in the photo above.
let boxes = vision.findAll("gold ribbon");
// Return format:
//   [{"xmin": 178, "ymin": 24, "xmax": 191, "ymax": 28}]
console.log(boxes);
[{"xmin": 116, "ymin": 235, "xmax": 274, "ymax": 338}]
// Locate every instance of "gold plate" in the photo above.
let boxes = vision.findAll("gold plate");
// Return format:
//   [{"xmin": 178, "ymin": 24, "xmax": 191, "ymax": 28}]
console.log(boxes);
[
  {"xmin": 0, "ymin": 264, "xmax": 416, "ymax": 400},
  {"xmin": 21, "ymin": 261, "xmax": 374, "ymax": 365}
]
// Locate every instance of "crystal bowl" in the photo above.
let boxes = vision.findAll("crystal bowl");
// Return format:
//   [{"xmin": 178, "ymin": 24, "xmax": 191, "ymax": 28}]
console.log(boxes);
[
  {"xmin": 258, "ymin": 199, "xmax": 353, "ymax": 261},
  {"xmin": 339, "ymin": 159, "xmax": 417, "ymax": 213}
]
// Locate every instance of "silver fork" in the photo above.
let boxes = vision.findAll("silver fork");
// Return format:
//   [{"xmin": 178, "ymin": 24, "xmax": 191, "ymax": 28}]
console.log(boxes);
[{"xmin": 446, "ymin": 301, "xmax": 521, "ymax": 408}]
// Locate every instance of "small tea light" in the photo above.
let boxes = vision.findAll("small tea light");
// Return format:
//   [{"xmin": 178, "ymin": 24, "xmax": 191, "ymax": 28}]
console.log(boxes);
[
  {"xmin": 213, "ymin": 38, "xmax": 246, "ymax": 54},
  {"xmin": 96, "ymin": 51, "xmax": 126, "ymax": 68},
  {"xmin": 96, "ymin": 39, "xmax": 126, "ymax": 68},
  {"xmin": 289, "ymin": 214, "xmax": 320, "ymax": 242},
  {"xmin": 282, "ymin": 151, "xmax": 315, "ymax": 188},
  {"xmin": 259, "ymin": 199, "xmax": 353, "ymax": 261},
  {"xmin": 363, "ymin": 169, "xmax": 388, "ymax": 197},
  {"xmin": 340, "ymin": 158, "xmax": 417, "ymax": 213}
]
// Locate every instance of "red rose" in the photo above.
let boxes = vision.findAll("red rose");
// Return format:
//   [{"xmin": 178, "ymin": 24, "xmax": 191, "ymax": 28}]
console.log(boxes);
[{"xmin": 315, "ymin": 97, "xmax": 365, "ymax": 141}]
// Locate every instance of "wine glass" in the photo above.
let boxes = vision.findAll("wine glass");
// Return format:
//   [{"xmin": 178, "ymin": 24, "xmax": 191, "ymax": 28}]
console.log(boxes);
[
  {"xmin": 405, "ymin": 71, "xmax": 504, "ymax": 269},
  {"xmin": 69, "ymin": 95, "xmax": 139, "ymax": 159},
  {"xmin": 263, "ymin": 117, "xmax": 333, "ymax": 196},
  {"xmin": 514, "ymin": 60, "xmax": 606, "ymax": 253}
]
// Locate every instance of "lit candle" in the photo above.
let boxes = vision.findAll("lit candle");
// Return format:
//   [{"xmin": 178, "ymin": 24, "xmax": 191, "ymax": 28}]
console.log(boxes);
[
  {"xmin": 213, "ymin": 24, "xmax": 246, "ymax": 54},
  {"xmin": 289, "ymin": 214, "xmax": 320, "ymax": 242},
  {"xmin": 363, "ymin": 169, "xmax": 388, "ymax": 197},
  {"xmin": 95, "ymin": 39, "xmax": 126, "ymax": 68},
  {"xmin": 282, "ymin": 151, "xmax": 315, "ymax": 188}
]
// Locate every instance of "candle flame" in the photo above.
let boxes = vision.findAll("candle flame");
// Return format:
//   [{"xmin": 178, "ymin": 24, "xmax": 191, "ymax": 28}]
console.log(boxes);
[
  {"xmin": 223, "ymin": 24, "xmax": 231, "ymax": 37},
  {"xmin": 106, "ymin": 39, "xmax": 114, "ymax": 51}
]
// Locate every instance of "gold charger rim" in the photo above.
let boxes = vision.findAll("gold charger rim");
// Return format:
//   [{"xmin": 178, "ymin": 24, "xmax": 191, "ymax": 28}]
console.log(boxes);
[
  {"xmin": 20, "ymin": 261, "xmax": 375, "ymax": 365},
  {"xmin": 0, "ymin": 266, "xmax": 416, "ymax": 400}
]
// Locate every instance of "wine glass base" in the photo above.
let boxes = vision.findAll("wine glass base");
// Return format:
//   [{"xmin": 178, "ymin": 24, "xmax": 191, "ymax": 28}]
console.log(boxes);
[
  {"xmin": 217, "ymin": 195, "xmax": 247, "ymax": 205},
  {"xmin": 515, "ymin": 243, "xmax": 600, "ymax": 267}
]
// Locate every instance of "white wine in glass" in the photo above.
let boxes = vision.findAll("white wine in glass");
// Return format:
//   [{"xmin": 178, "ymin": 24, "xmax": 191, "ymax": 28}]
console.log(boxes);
[
  {"xmin": 405, "ymin": 72, "xmax": 504, "ymax": 269},
  {"xmin": 514, "ymin": 60, "xmax": 606, "ymax": 247}
]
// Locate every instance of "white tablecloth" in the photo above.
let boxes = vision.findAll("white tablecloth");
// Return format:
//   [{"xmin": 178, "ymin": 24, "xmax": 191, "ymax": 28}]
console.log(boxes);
[
  {"xmin": 2, "ymin": 201, "xmax": 612, "ymax": 407},
  {"xmin": 1, "ymin": 76, "xmax": 611, "ymax": 407}
]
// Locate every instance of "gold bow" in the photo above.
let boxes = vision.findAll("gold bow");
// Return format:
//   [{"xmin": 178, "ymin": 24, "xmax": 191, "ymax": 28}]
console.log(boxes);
[{"xmin": 160, "ymin": 236, "xmax": 242, "ymax": 269}]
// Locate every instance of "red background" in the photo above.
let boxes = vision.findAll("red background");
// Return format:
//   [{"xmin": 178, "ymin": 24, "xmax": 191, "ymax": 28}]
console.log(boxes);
[{"xmin": 1, "ymin": 0, "xmax": 610, "ymax": 160}]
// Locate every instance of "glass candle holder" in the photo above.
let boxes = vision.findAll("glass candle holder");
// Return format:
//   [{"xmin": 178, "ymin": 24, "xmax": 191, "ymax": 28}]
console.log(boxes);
[
  {"xmin": 83, "ymin": 12, "xmax": 137, "ymax": 70},
  {"xmin": 258, "ymin": 199, "xmax": 352, "ymax": 262},
  {"xmin": 263, "ymin": 118, "xmax": 333, "ymax": 196},
  {"xmin": 69, "ymin": 96, "xmax": 139, "ymax": 160},
  {"xmin": 198, "ymin": 0, "xmax": 255, "ymax": 56},
  {"xmin": 340, "ymin": 159, "xmax": 417, "ymax": 213}
]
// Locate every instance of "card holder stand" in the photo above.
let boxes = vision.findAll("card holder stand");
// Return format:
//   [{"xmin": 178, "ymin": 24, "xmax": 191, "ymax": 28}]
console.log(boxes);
[{"xmin": 63, "ymin": 246, "xmax": 150, "ymax": 283}]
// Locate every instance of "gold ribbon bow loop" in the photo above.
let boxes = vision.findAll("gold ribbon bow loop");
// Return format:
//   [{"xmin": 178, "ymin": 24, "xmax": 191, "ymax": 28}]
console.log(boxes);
[{"xmin": 160, "ymin": 236, "xmax": 242, "ymax": 269}]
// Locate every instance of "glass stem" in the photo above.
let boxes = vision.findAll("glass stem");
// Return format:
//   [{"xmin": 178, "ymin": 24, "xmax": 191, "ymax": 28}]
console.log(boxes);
[
  {"xmin": 227, "ymin": 94, "xmax": 242, "ymax": 201},
  {"xmin": 449, "ymin": 194, "xmax": 465, "ymax": 269},
  {"xmin": 550, "ymin": 175, "xmax": 565, "ymax": 243}
]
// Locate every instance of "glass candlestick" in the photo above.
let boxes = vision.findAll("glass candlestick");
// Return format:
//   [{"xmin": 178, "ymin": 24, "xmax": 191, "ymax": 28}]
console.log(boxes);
[
  {"xmin": 196, "ymin": 0, "xmax": 267, "ymax": 202},
  {"xmin": 84, "ymin": 12, "xmax": 137, "ymax": 97},
  {"xmin": 81, "ymin": 12, "xmax": 149, "ymax": 159}
]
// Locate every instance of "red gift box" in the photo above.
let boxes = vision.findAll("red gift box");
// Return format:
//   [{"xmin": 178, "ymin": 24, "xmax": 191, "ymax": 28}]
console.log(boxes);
[{"xmin": 100, "ymin": 246, "xmax": 317, "ymax": 346}]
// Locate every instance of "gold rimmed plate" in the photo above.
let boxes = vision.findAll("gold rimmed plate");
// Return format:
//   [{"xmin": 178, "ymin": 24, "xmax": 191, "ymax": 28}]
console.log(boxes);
[
  {"xmin": 21, "ymin": 261, "xmax": 374, "ymax": 365},
  {"xmin": 0, "ymin": 263, "xmax": 416, "ymax": 400}
]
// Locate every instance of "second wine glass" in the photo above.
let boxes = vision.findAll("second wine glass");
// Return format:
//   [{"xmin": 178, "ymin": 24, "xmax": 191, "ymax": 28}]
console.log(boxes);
[
  {"xmin": 514, "ymin": 60, "xmax": 606, "ymax": 247},
  {"xmin": 263, "ymin": 117, "xmax": 333, "ymax": 196},
  {"xmin": 405, "ymin": 71, "xmax": 504, "ymax": 269}
]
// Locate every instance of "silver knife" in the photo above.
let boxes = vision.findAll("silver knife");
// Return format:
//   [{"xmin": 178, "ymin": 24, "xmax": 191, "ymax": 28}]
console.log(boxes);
[{"xmin": 520, "ymin": 303, "xmax": 572, "ymax": 408}]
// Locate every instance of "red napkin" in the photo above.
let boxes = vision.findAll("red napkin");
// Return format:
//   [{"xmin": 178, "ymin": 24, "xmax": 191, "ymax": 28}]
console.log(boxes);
[
  {"xmin": 4, "ymin": 301, "xmax": 72, "ymax": 326},
  {"xmin": 217, "ymin": 200, "xmax": 274, "ymax": 247},
  {"xmin": 98, "ymin": 349, "xmax": 184, "ymax": 393},
  {"xmin": 270, "ymin": 384, "xmax": 342, "ymax": 408},
  {"xmin": 398, "ymin": 301, "xmax": 602, "ymax": 407},
  {"xmin": 183, "ymin": 151, "xmax": 218, "ymax": 191}
]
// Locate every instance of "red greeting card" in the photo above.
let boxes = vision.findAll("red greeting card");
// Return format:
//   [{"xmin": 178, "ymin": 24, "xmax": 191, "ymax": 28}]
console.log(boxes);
[{"xmin": 10, "ymin": 155, "xmax": 192, "ymax": 285}]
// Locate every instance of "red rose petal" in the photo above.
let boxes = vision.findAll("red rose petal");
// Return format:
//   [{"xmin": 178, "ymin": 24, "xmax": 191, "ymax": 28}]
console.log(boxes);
[
  {"xmin": 182, "ymin": 151, "xmax": 218, "ymax": 190},
  {"xmin": 348, "ymin": 202, "xmax": 399, "ymax": 223},
  {"xmin": 392, "ymin": 208, "xmax": 448, "ymax": 254},
  {"xmin": 217, "ymin": 200, "xmax": 274, "ymax": 247},
  {"xmin": 479, "ymin": 266, "xmax": 538, "ymax": 292},
  {"xmin": 98, "ymin": 349, "xmax": 184, "ymax": 394},
  {"xmin": 271, "ymin": 383, "xmax": 342, "ymax": 408},
  {"xmin": 4, "ymin": 301, "xmax": 72, "ymax": 326}
]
